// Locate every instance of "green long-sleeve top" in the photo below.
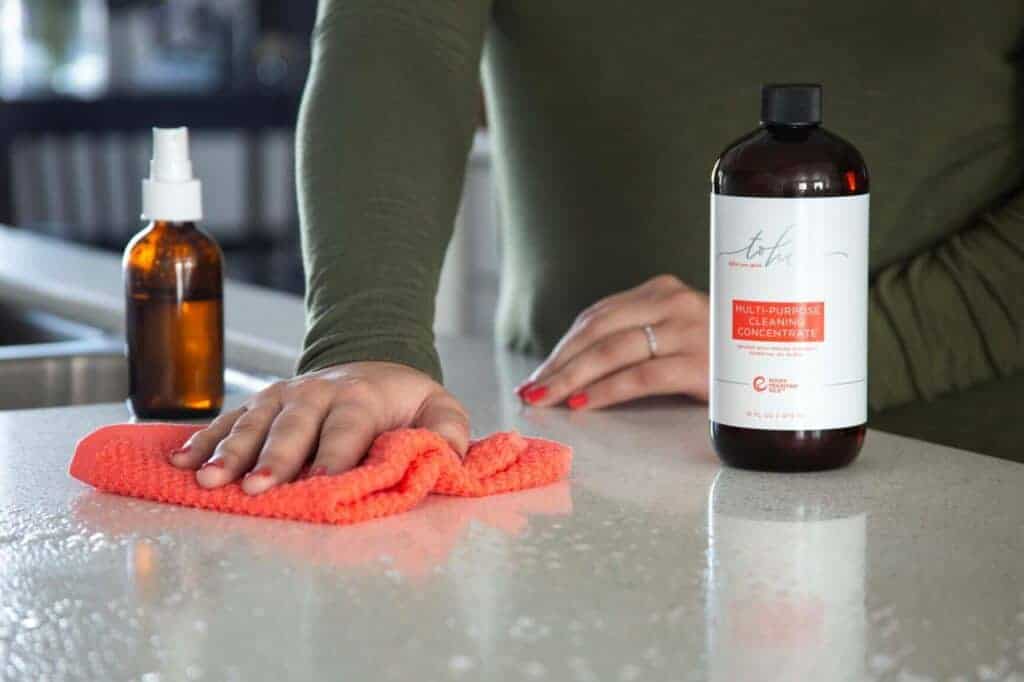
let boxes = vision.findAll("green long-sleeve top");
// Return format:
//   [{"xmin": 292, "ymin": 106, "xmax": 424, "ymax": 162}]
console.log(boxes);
[{"xmin": 296, "ymin": 0, "xmax": 1024, "ymax": 460}]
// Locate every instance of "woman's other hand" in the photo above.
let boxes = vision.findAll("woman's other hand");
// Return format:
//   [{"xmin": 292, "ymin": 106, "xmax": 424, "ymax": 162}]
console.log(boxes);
[{"xmin": 517, "ymin": 275, "xmax": 709, "ymax": 410}]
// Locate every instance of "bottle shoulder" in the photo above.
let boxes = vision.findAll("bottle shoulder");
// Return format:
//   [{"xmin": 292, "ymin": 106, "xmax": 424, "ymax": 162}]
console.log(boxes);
[
  {"xmin": 712, "ymin": 126, "xmax": 869, "ymax": 197},
  {"xmin": 124, "ymin": 222, "xmax": 222, "ymax": 297},
  {"xmin": 125, "ymin": 222, "xmax": 222, "ymax": 268}
]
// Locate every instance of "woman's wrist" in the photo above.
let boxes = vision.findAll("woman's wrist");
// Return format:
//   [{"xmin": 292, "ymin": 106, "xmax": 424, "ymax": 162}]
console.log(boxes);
[{"xmin": 296, "ymin": 337, "xmax": 443, "ymax": 383}]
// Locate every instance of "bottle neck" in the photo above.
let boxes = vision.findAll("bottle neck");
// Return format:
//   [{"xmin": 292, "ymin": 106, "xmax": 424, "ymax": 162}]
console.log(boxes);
[
  {"xmin": 762, "ymin": 121, "xmax": 821, "ymax": 129},
  {"xmin": 150, "ymin": 220, "xmax": 197, "ymax": 233},
  {"xmin": 761, "ymin": 122, "xmax": 821, "ymax": 141}
]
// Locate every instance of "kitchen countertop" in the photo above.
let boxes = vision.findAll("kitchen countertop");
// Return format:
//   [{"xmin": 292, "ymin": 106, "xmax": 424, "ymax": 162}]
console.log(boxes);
[{"xmin": 1, "ymin": 228, "xmax": 1023, "ymax": 681}]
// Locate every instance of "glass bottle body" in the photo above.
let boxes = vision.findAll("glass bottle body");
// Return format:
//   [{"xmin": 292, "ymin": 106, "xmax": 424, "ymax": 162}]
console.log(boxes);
[{"xmin": 124, "ymin": 220, "xmax": 224, "ymax": 419}]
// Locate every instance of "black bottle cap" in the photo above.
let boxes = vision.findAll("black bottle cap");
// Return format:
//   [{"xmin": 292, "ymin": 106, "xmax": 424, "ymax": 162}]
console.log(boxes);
[{"xmin": 760, "ymin": 83, "xmax": 822, "ymax": 126}]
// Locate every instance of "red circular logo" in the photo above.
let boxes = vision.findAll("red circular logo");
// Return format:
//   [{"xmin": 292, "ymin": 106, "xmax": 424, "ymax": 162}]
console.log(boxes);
[{"xmin": 752, "ymin": 376, "xmax": 767, "ymax": 392}]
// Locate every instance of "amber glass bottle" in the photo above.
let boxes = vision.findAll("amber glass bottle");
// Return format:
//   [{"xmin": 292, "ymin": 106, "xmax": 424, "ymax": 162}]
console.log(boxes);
[
  {"xmin": 709, "ymin": 85, "xmax": 869, "ymax": 471},
  {"xmin": 125, "ymin": 129, "xmax": 224, "ymax": 419}
]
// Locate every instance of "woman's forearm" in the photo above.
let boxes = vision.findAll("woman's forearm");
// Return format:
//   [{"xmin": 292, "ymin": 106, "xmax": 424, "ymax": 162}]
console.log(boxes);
[
  {"xmin": 869, "ymin": 189, "xmax": 1024, "ymax": 410},
  {"xmin": 296, "ymin": 0, "xmax": 492, "ymax": 381}
]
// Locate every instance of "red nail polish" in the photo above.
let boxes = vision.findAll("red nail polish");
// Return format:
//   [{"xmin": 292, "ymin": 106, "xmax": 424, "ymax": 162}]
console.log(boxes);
[
  {"xmin": 246, "ymin": 466, "xmax": 272, "ymax": 478},
  {"xmin": 199, "ymin": 459, "xmax": 224, "ymax": 470},
  {"xmin": 568, "ymin": 393, "xmax": 589, "ymax": 410},
  {"xmin": 523, "ymin": 385, "xmax": 548, "ymax": 404},
  {"xmin": 516, "ymin": 380, "xmax": 536, "ymax": 397}
]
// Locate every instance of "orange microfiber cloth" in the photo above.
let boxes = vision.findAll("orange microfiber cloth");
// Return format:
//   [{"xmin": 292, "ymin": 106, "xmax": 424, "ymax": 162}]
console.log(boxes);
[{"xmin": 70, "ymin": 423, "xmax": 572, "ymax": 526}]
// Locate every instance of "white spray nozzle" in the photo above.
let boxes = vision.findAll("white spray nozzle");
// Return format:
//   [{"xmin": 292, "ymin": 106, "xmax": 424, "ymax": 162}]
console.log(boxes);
[
  {"xmin": 141, "ymin": 127, "xmax": 203, "ymax": 222},
  {"xmin": 150, "ymin": 127, "xmax": 194, "ymax": 182}
]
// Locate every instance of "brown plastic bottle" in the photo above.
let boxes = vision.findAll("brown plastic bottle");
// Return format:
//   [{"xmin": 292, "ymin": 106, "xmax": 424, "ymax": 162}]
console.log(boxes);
[
  {"xmin": 124, "ymin": 129, "xmax": 224, "ymax": 419},
  {"xmin": 709, "ymin": 84, "xmax": 868, "ymax": 471}
]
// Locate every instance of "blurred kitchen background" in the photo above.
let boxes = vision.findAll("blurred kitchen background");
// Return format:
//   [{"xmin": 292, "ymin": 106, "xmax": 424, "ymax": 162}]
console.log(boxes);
[{"xmin": 0, "ymin": 0, "xmax": 501, "ymax": 338}]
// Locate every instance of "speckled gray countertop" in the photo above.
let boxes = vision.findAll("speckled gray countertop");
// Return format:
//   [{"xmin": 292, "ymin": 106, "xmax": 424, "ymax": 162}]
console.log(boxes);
[{"xmin": 1, "ymin": 227, "xmax": 1023, "ymax": 681}]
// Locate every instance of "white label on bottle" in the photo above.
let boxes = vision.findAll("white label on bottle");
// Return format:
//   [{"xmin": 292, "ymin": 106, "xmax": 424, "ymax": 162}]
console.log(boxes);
[{"xmin": 710, "ymin": 194, "xmax": 868, "ymax": 430}]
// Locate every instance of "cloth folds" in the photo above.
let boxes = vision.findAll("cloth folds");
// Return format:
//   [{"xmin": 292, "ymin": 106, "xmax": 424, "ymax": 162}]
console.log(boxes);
[{"xmin": 70, "ymin": 423, "xmax": 572, "ymax": 526}]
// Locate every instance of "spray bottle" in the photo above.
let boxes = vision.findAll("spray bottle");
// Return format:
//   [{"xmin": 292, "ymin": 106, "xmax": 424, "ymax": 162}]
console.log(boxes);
[{"xmin": 124, "ymin": 128, "xmax": 224, "ymax": 419}]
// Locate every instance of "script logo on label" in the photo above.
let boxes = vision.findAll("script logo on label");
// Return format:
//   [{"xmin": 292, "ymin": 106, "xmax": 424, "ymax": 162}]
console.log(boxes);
[
  {"xmin": 717, "ymin": 224, "xmax": 849, "ymax": 270},
  {"xmin": 752, "ymin": 376, "xmax": 767, "ymax": 392}
]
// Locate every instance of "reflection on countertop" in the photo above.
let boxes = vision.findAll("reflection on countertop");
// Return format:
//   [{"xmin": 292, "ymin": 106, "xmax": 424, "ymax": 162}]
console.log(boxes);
[
  {"xmin": 72, "ymin": 482, "xmax": 573, "ymax": 582},
  {"xmin": 707, "ymin": 470, "xmax": 867, "ymax": 681}
]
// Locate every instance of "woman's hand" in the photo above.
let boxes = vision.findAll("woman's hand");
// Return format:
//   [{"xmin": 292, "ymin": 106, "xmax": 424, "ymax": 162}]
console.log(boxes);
[
  {"xmin": 168, "ymin": 362, "xmax": 470, "ymax": 495},
  {"xmin": 517, "ymin": 275, "xmax": 709, "ymax": 410}
]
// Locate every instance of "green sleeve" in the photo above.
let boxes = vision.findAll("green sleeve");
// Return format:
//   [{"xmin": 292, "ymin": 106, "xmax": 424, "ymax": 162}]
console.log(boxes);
[
  {"xmin": 295, "ymin": 0, "xmax": 492, "ymax": 381},
  {"xmin": 869, "ymin": 189, "xmax": 1024, "ymax": 411}
]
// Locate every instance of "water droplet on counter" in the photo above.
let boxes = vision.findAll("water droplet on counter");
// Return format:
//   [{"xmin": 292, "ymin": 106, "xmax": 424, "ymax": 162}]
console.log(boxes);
[
  {"xmin": 977, "ymin": 659, "xmax": 1010, "ymax": 680},
  {"xmin": 619, "ymin": 663, "xmax": 642, "ymax": 681},
  {"xmin": 448, "ymin": 655, "xmax": 474, "ymax": 674},
  {"xmin": 869, "ymin": 654, "xmax": 895, "ymax": 674},
  {"xmin": 509, "ymin": 616, "xmax": 534, "ymax": 638},
  {"xmin": 567, "ymin": 656, "xmax": 598, "ymax": 682},
  {"xmin": 666, "ymin": 605, "xmax": 686, "ymax": 624},
  {"xmin": 897, "ymin": 672, "xmax": 935, "ymax": 682},
  {"xmin": 523, "ymin": 661, "xmax": 547, "ymax": 678}
]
